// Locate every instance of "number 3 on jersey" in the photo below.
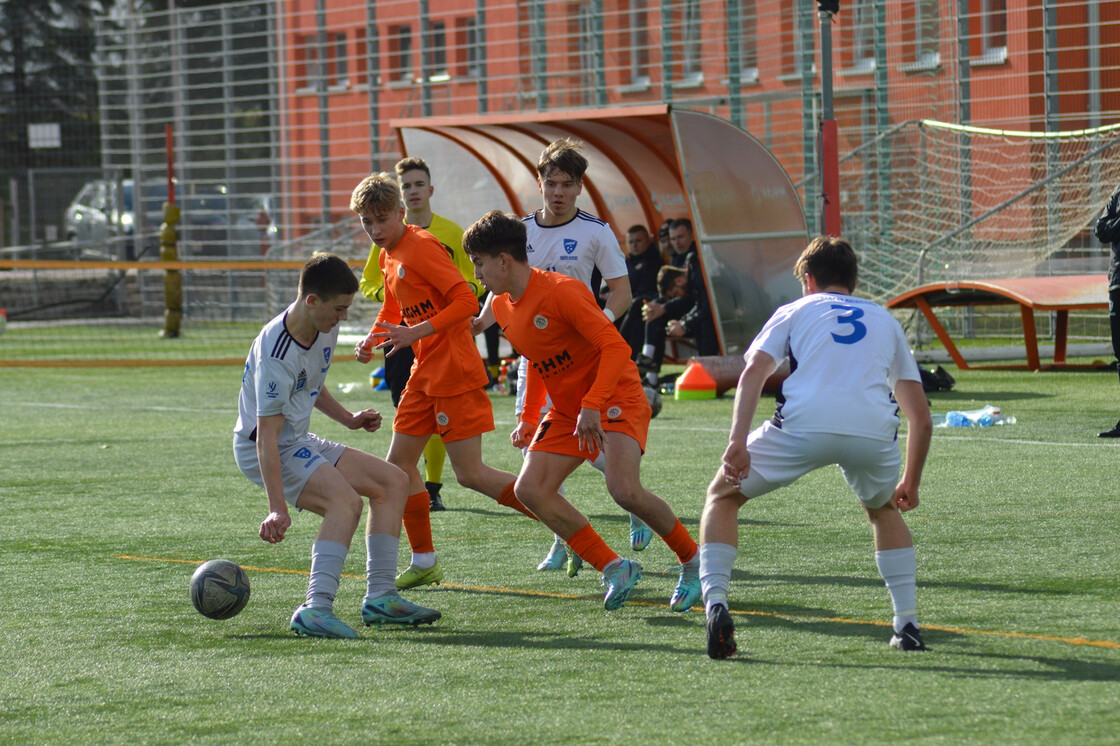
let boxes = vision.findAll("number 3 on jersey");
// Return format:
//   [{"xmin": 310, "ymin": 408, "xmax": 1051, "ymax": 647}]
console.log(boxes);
[{"xmin": 830, "ymin": 304, "xmax": 867, "ymax": 345}]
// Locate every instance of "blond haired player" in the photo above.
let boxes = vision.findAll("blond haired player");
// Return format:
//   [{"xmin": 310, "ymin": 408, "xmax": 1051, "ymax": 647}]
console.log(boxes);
[{"xmin": 351, "ymin": 173, "xmax": 535, "ymax": 590}]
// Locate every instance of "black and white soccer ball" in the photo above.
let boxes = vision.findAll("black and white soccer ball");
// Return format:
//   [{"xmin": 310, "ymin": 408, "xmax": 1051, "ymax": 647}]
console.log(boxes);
[
  {"xmin": 190, "ymin": 559, "xmax": 251, "ymax": 620},
  {"xmin": 644, "ymin": 385, "xmax": 662, "ymax": 419}
]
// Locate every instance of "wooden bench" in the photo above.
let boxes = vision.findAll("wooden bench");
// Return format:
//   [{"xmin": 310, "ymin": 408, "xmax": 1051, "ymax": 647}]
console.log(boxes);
[{"xmin": 887, "ymin": 274, "xmax": 1107, "ymax": 371}]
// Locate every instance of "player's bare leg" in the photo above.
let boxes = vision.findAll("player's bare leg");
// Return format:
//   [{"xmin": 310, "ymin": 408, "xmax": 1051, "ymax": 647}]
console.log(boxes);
[{"xmin": 599, "ymin": 431, "xmax": 701, "ymax": 611}]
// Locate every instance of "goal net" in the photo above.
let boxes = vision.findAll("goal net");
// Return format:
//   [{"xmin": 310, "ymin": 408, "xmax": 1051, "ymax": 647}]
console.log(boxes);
[{"xmin": 838, "ymin": 120, "xmax": 1120, "ymax": 350}]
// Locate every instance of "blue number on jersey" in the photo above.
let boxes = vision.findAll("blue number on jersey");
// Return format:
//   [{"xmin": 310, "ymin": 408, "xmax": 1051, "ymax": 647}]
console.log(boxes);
[{"xmin": 830, "ymin": 304, "xmax": 867, "ymax": 345}]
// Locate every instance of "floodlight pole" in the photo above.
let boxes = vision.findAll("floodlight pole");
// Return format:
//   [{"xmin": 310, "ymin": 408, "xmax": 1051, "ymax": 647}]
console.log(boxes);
[{"xmin": 818, "ymin": 3, "xmax": 842, "ymax": 237}]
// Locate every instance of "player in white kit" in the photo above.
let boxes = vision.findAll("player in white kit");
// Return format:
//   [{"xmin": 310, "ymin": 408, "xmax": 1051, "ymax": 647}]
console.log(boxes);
[
  {"xmin": 474, "ymin": 138, "xmax": 654, "ymax": 572},
  {"xmin": 233, "ymin": 253, "xmax": 441, "ymax": 638},
  {"xmin": 698, "ymin": 236, "xmax": 933, "ymax": 659}
]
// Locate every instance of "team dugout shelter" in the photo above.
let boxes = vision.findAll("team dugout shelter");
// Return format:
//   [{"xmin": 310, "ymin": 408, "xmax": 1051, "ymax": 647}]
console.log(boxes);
[{"xmin": 391, "ymin": 104, "xmax": 808, "ymax": 356}]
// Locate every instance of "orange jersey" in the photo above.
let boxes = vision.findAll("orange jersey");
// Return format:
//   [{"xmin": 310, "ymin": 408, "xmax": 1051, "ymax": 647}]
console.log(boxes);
[
  {"xmin": 374, "ymin": 224, "xmax": 487, "ymax": 396},
  {"xmin": 492, "ymin": 268, "xmax": 647, "ymax": 426}
]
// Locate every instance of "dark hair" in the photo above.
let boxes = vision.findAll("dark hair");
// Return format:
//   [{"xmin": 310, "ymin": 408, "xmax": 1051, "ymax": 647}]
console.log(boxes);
[
  {"xmin": 537, "ymin": 137, "xmax": 588, "ymax": 182},
  {"xmin": 658, "ymin": 219, "xmax": 673, "ymax": 239},
  {"xmin": 394, "ymin": 157, "xmax": 431, "ymax": 181},
  {"xmin": 656, "ymin": 265, "xmax": 687, "ymax": 296},
  {"xmin": 626, "ymin": 224, "xmax": 650, "ymax": 236},
  {"xmin": 298, "ymin": 252, "xmax": 359, "ymax": 300},
  {"xmin": 463, "ymin": 210, "xmax": 528, "ymax": 263},
  {"xmin": 794, "ymin": 236, "xmax": 858, "ymax": 292},
  {"xmin": 669, "ymin": 217, "xmax": 693, "ymax": 235}
]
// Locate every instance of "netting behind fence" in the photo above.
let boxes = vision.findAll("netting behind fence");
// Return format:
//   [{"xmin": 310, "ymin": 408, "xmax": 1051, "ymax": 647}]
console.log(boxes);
[{"xmin": 0, "ymin": 259, "xmax": 378, "ymax": 365}]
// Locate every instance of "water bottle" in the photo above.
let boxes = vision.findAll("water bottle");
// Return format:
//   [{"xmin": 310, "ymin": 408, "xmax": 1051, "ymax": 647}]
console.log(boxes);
[{"xmin": 945, "ymin": 411, "xmax": 970, "ymax": 427}]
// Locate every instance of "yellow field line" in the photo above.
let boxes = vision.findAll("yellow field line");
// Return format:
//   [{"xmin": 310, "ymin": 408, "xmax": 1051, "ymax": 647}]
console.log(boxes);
[{"xmin": 119, "ymin": 554, "xmax": 1119, "ymax": 650}]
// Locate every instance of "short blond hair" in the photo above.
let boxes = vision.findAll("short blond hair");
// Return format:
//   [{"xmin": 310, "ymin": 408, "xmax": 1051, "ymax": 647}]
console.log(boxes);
[{"xmin": 350, "ymin": 172, "xmax": 402, "ymax": 215}]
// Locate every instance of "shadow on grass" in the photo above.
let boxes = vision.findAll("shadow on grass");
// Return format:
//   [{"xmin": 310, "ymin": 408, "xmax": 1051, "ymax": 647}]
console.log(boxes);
[
  {"xmin": 729, "ymin": 569, "xmax": 1087, "ymax": 597},
  {"xmin": 927, "ymin": 390, "xmax": 1053, "ymax": 402}
]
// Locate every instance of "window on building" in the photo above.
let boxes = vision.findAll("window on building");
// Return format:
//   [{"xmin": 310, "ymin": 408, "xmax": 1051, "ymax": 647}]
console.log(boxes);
[
  {"xmin": 576, "ymin": 3, "xmax": 595, "ymax": 105},
  {"xmin": 681, "ymin": 0, "xmax": 702, "ymax": 83},
  {"xmin": 626, "ymin": 1, "xmax": 650, "ymax": 87},
  {"xmin": 329, "ymin": 32, "xmax": 348, "ymax": 89},
  {"xmin": 353, "ymin": 29, "xmax": 368, "ymax": 86},
  {"xmin": 981, "ymin": 0, "xmax": 1007, "ymax": 62},
  {"xmin": 428, "ymin": 20, "xmax": 448, "ymax": 81},
  {"xmin": 848, "ymin": 0, "xmax": 876, "ymax": 72},
  {"xmin": 739, "ymin": 0, "xmax": 759, "ymax": 83},
  {"xmin": 389, "ymin": 24, "xmax": 412, "ymax": 83},
  {"xmin": 456, "ymin": 16, "xmax": 481, "ymax": 78},
  {"xmin": 294, "ymin": 33, "xmax": 318, "ymax": 92}
]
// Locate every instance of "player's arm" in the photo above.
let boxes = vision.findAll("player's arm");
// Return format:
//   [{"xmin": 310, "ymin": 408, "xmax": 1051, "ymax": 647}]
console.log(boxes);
[
  {"xmin": 721, "ymin": 349, "xmax": 776, "ymax": 486},
  {"xmin": 511, "ymin": 361, "xmax": 546, "ymax": 449},
  {"xmin": 255, "ymin": 413, "xmax": 291, "ymax": 544},
  {"xmin": 600, "ymin": 273, "xmax": 632, "ymax": 324},
  {"xmin": 357, "ymin": 273, "xmax": 403, "ymax": 363},
  {"xmin": 473, "ymin": 292, "xmax": 497, "ymax": 334},
  {"xmin": 891, "ymin": 379, "xmax": 932, "ymax": 512},
  {"xmin": 313, "ymin": 386, "xmax": 383, "ymax": 433},
  {"xmin": 372, "ymin": 280, "xmax": 477, "ymax": 355}
]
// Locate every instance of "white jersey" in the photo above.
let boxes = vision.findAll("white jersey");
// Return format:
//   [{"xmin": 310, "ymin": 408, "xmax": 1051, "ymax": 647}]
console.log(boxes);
[
  {"xmin": 523, "ymin": 209, "xmax": 627, "ymax": 291},
  {"xmin": 748, "ymin": 292, "xmax": 920, "ymax": 441},
  {"xmin": 234, "ymin": 305, "xmax": 337, "ymax": 447}
]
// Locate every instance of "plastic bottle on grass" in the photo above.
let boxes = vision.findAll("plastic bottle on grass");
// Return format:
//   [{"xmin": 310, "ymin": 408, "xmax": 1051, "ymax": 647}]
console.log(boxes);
[{"xmin": 940, "ymin": 404, "xmax": 1015, "ymax": 427}]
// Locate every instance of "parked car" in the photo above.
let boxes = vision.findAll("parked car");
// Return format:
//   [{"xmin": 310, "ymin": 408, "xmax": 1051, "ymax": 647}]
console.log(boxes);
[{"xmin": 63, "ymin": 179, "xmax": 277, "ymax": 259}]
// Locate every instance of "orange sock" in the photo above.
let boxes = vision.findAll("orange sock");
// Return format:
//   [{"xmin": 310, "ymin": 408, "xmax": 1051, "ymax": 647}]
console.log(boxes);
[
  {"xmin": 496, "ymin": 482, "xmax": 538, "ymax": 521},
  {"xmin": 402, "ymin": 491, "xmax": 434, "ymax": 553},
  {"xmin": 565, "ymin": 523, "xmax": 620, "ymax": 573},
  {"xmin": 661, "ymin": 519, "xmax": 699, "ymax": 564}
]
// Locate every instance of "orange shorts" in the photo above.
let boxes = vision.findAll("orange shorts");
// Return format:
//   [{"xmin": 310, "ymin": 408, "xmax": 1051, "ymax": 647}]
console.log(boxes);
[
  {"xmin": 393, "ymin": 387, "xmax": 495, "ymax": 443},
  {"xmin": 527, "ymin": 394, "xmax": 651, "ymax": 459}
]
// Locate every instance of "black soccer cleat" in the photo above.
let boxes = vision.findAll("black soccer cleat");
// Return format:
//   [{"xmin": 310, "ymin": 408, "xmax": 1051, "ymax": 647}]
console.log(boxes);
[
  {"xmin": 1098, "ymin": 420, "xmax": 1120, "ymax": 438},
  {"xmin": 426, "ymin": 481, "xmax": 446, "ymax": 511},
  {"xmin": 889, "ymin": 622, "xmax": 927, "ymax": 651},
  {"xmin": 706, "ymin": 603, "xmax": 738, "ymax": 660}
]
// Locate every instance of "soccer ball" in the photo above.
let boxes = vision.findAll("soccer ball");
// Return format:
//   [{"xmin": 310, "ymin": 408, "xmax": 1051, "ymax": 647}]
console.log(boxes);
[
  {"xmin": 644, "ymin": 385, "xmax": 662, "ymax": 419},
  {"xmin": 190, "ymin": 559, "xmax": 251, "ymax": 620}
]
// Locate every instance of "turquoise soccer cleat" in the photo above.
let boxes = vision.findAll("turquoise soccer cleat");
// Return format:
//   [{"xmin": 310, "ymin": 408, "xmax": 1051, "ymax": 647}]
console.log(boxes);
[
  {"xmin": 629, "ymin": 514, "xmax": 653, "ymax": 551},
  {"xmin": 290, "ymin": 605, "xmax": 359, "ymax": 639},
  {"xmin": 361, "ymin": 591, "xmax": 442, "ymax": 628},
  {"xmin": 394, "ymin": 562, "xmax": 444, "ymax": 590},
  {"xmin": 669, "ymin": 559, "xmax": 702, "ymax": 612},
  {"xmin": 601, "ymin": 558, "xmax": 642, "ymax": 610},
  {"xmin": 537, "ymin": 539, "xmax": 567, "ymax": 571}
]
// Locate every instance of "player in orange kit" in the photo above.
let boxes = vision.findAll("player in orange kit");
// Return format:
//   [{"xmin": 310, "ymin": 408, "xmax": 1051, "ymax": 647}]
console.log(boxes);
[
  {"xmin": 351, "ymin": 174, "xmax": 536, "ymax": 590},
  {"xmin": 462, "ymin": 209, "xmax": 702, "ymax": 612}
]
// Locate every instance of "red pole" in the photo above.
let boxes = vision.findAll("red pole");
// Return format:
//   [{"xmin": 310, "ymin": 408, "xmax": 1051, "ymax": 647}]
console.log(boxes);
[{"xmin": 820, "ymin": 119, "xmax": 842, "ymax": 237}]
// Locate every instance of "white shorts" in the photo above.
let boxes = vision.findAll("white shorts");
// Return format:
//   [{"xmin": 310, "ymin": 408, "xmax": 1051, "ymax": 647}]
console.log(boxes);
[
  {"xmin": 232, "ymin": 432, "xmax": 348, "ymax": 507},
  {"xmin": 739, "ymin": 421, "xmax": 901, "ymax": 509}
]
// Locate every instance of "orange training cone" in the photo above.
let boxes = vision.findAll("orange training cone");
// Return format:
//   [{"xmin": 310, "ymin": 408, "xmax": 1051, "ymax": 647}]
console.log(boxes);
[{"xmin": 674, "ymin": 360, "xmax": 717, "ymax": 401}]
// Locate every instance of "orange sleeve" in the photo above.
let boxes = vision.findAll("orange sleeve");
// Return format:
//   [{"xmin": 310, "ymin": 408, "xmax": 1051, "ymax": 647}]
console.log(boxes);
[
  {"xmin": 520, "ymin": 359, "xmax": 547, "ymax": 428},
  {"xmin": 427, "ymin": 279, "xmax": 479, "ymax": 333},
  {"xmin": 559, "ymin": 283, "xmax": 631, "ymax": 411},
  {"xmin": 373, "ymin": 252, "xmax": 402, "ymax": 331}
]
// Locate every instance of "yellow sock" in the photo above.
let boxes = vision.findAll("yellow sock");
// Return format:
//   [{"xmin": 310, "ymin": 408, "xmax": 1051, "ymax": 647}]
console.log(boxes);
[{"xmin": 423, "ymin": 436, "xmax": 446, "ymax": 484}]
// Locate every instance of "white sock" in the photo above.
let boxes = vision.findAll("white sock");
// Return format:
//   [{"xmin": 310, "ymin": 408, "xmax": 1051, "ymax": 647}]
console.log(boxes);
[
  {"xmin": 875, "ymin": 546, "xmax": 918, "ymax": 631},
  {"xmin": 366, "ymin": 533, "xmax": 399, "ymax": 599},
  {"xmin": 646, "ymin": 372, "xmax": 659, "ymax": 387},
  {"xmin": 410, "ymin": 551, "xmax": 436, "ymax": 569},
  {"xmin": 642, "ymin": 344, "xmax": 654, "ymax": 358},
  {"xmin": 700, "ymin": 542, "xmax": 737, "ymax": 613},
  {"xmin": 307, "ymin": 539, "xmax": 348, "ymax": 610}
]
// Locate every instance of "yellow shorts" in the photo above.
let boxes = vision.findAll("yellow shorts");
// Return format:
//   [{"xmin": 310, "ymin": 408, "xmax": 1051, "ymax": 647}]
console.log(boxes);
[
  {"xmin": 527, "ymin": 394, "xmax": 650, "ymax": 459},
  {"xmin": 393, "ymin": 387, "xmax": 495, "ymax": 443}
]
